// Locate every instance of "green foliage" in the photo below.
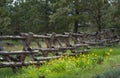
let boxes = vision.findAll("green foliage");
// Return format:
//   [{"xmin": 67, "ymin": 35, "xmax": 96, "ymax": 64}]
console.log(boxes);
[
  {"xmin": 0, "ymin": 0, "xmax": 120, "ymax": 35},
  {"xmin": 93, "ymin": 68, "xmax": 120, "ymax": 78},
  {"xmin": 112, "ymin": 0, "xmax": 120, "ymax": 35},
  {"xmin": 49, "ymin": 0, "xmax": 89, "ymax": 32},
  {"xmin": 84, "ymin": 0, "xmax": 111, "ymax": 31},
  {"xmin": 39, "ymin": 53, "xmax": 106, "ymax": 75},
  {"xmin": 49, "ymin": 0, "xmax": 114, "ymax": 32},
  {"xmin": 0, "ymin": 0, "xmax": 11, "ymax": 34},
  {"xmin": 9, "ymin": 0, "xmax": 51, "ymax": 34}
]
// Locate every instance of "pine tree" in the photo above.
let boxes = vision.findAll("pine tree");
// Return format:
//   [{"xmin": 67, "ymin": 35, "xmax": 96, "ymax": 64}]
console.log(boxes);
[{"xmin": 0, "ymin": 0, "xmax": 11, "ymax": 35}]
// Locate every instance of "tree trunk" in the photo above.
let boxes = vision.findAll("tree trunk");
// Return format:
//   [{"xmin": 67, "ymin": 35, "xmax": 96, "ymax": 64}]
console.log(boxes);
[
  {"xmin": 73, "ymin": 9, "xmax": 79, "ymax": 33},
  {"xmin": 74, "ymin": 20, "xmax": 79, "ymax": 33},
  {"xmin": 97, "ymin": 9, "xmax": 102, "ymax": 32}
]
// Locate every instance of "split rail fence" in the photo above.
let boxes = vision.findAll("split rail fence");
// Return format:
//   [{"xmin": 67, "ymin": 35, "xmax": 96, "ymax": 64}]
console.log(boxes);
[{"xmin": 0, "ymin": 28, "xmax": 119, "ymax": 72}]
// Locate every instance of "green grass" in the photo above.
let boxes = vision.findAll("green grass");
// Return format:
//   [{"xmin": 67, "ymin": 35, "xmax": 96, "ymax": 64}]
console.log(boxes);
[
  {"xmin": 0, "ymin": 45, "xmax": 120, "ymax": 78},
  {"xmin": 90, "ymin": 46, "xmax": 120, "ymax": 55},
  {"xmin": 43, "ymin": 54, "xmax": 120, "ymax": 78}
]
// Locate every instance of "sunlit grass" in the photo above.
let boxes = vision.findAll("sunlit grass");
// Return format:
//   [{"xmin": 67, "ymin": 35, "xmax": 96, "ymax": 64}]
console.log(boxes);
[{"xmin": 90, "ymin": 46, "xmax": 120, "ymax": 55}]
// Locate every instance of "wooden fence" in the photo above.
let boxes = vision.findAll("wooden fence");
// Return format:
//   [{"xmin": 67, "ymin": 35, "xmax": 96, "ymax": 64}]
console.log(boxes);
[{"xmin": 0, "ymin": 28, "xmax": 119, "ymax": 72}]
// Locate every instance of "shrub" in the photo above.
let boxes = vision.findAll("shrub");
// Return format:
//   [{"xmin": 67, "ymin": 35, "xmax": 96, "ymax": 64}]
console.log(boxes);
[{"xmin": 93, "ymin": 68, "xmax": 120, "ymax": 78}]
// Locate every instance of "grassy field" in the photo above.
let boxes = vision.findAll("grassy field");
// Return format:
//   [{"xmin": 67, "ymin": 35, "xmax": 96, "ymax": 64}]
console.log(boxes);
[{"xmin": 0, "ymin": 45, "xmax": 120, "ymax": 78}]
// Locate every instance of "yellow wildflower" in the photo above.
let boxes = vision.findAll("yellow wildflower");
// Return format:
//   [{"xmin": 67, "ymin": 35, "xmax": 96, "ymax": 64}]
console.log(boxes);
[
  {"xmin": 109, "ymin": 48, "xmax": 112, "ymax": 52},
  {"xmin": 94, "ymin": 54, "xmax": 97, "ymax": 57},
  {"xmin": 46, "ymin": 69, "xmax": 51, "ymax": 73},
  {"xmin": 107, "ymin": 52, "xmax": 110, "ymax": 56},
  {"xmin": 87, "ymin": 61, "xmax": 90, "ymax": 65},
  {"xmin": 82, "ymin": 54, "xmax": 85, "ymax": 58}
]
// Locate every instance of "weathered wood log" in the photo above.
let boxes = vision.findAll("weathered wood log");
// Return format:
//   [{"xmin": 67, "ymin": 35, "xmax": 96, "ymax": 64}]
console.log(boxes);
[
  {"xmin": 72, "ymin": 44, "xmax": 88, "ymax": 47},
  {"xmin": 0, "ymin": 36, "xmax": 26, "ymax": 40},
  {"xmin": 46, "ymin": 33, "xmax": 69, "ymax": 38},
  {"xmin": 110, "ymin": 39, "xmax": 119, "ymax": 43},
  {"xmin": 84, "ymin": 41, "xmax": 103, "ymax": 45},
  {"xmin": 0, "ymin": 61, "xmax": 45, "ymax": 68},
  {"xmin": 59, "ymin": 47, "xmax": 75, "ymax": 50},
  {"xmin": 103, "ymin": 44, "xmax": 112, "ymax": 46},
  {"xmin": 32, "ymin": 48, "xmax": 60, "ymax": 52},
  {"xmin": 0, "ymin": 51, "xmax": 38, "ymax": 55},
  {"xmin": 34, "ymin": 56, "xmax": 62, "ymax": 61},
  {"xmin": 33, "ymin": 35, "xmax": 51, "ymax": 39},
  {"xmin": 0, "ymin": 57, "xmax": 5, "ymax": 61}
]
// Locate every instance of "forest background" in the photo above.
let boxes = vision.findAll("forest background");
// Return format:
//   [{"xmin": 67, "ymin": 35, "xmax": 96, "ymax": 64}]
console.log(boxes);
[{"xmin": 0, "ymin": 0, "xmax": 120, "ymax": 35}]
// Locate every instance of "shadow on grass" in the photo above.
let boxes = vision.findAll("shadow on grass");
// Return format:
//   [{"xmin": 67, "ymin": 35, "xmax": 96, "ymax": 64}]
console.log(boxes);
[{"xmin": 0, "ymin": 68, "xmax": 16, "ymax": 78}]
